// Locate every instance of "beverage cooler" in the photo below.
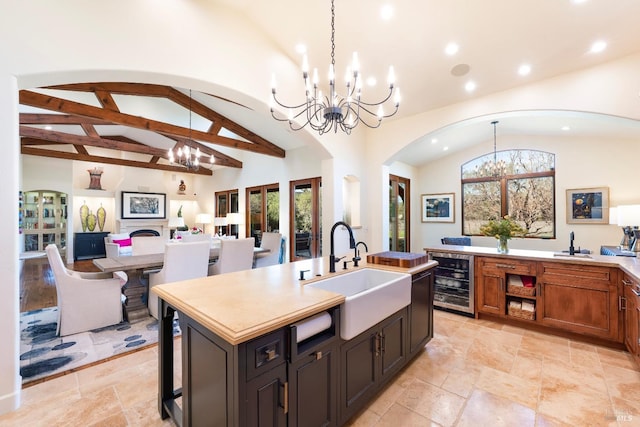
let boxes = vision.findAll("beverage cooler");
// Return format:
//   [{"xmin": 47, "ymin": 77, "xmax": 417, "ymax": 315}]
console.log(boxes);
[{"xmin": 428, "ymin": 252, "xmax": 474, "ymax": 315}]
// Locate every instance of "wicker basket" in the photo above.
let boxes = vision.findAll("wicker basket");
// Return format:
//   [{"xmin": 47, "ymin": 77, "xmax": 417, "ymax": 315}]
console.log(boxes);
[
  {"xmin": 508, "ymin": 305, "xmax": 535, "ymax": 320},
  {"xmin": 507, "ymin": 283, "xmax": 536, "ymax": 297}
]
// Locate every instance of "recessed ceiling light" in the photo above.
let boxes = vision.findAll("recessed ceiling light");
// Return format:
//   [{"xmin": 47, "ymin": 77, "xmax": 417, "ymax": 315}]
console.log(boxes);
[
  {"xmin": 431, "ymin": 138, "xmax": 438, "ymax": 144},
  {"xmin": 443, "ymin": 146, "xmax": 449, "ymax": 151},
  {"xmin": 445, "ymin": 42, "xmax": 459, "ymax": 56},
  {"xmin": 590, "ymin": 40, "xmax": 607, "ymax": 53},
  {"xmin": 366, "ymin": 76, "xmax": 377, "ymax": 86},
  {"xmin": 295, "ymin": 43, "xmax": 307, "ymax": 54},
  {"xmin": 380, "ymin": 4, "xmax": 394, "ymax": 20},
  {"xmin": 465, "ymin": 81, "xmax": 476, "ymax": 92},
  {"xmin": 44, "ymin": 125, "xmax": 52, "ymax": 130},
  {"xmin": 561, "ymin": 126, "xmax": 571, "ymax": 131},
  {"xmin": 571, "ymin": 0, "xmax": 588, "ymax": 4},
  {"xmin": 518, "ymin": 64, "xmax": 531, "ymax": 76}
]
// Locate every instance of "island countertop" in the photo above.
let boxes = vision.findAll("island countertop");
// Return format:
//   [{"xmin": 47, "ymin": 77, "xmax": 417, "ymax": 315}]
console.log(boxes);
[
  {"xmin": 152, "ymin": 256, "xmax": 437, "ymax": 345},
  {"xmin": 425, "ymin": 244, "xmax": 640, "ymax": 280}
]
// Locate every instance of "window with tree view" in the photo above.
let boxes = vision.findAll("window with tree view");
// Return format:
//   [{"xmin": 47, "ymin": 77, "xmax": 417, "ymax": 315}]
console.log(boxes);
[{"xmin": 462, "ymin": 149, "xmax": 555, "ymax": 238}]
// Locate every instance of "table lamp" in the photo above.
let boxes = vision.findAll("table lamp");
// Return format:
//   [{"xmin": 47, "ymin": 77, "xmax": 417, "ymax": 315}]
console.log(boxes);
[
  {"xmin": 214, "ymin": 216, "xmax": 227, "ymax": 236},
  {"xmin": 226, "ymin": 212, "xmax": 241, "ymax": 238},
  {"xmin": 168, "ymin": 216, "xmax": 185, "ymax": 239},
  {"xmin": 195, "ymin": 213, "xmax": 212, "ymax": 234}
]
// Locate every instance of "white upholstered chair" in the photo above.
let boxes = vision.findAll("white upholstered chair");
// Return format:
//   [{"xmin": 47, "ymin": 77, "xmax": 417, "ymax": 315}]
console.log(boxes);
[
  {"xmin": 179, "ymin": 233, "xmax": 213, "ymax": 245},
  {"xmin": 148, "ymin": 241, "xmax": 211, "ymax": 319},
  {"xmin": 208, "ymin": 237, "xmax": 255, "ymax": 276},
  {"xmin": 45, "ymin": 244, "xmax": 127, "ymax": 336},
  {"xmin": 104, "ymin": 233, "xmax": 133, "ymax": 258},
  {"xmin": 131, "ymin": 235, "xmax": 167, "ymax": 255},
  {"xmin": 254, "ymin": 232, "xmax": 284, "ymax": 268}
]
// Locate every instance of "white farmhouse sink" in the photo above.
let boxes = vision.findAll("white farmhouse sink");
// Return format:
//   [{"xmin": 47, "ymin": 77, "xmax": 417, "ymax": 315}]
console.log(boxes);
[{"xmin": 307, "ymin": 268, "xmax": 411, "ymax": 340}]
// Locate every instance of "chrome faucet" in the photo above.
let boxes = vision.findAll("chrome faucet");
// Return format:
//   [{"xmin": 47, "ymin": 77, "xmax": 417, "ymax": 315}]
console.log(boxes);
[
  {"xmin": 569, "ymin": 231, "xmax": 575, "ymax": 255},
  {"xmin": 329, "ymin": 221, "xmax": 356, "ymax": 273},
  {"xmin": 353, "ymin": 241, "xmax": 368, "ymax": 267}
]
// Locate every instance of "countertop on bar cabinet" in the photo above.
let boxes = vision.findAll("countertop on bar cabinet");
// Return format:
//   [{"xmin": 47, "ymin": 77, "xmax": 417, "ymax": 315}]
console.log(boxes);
[
  {"xmin": 151, "ymin": 257, "xmax": 437, "ymax": 345},
  {"xmin": 425, "ymin": 244, "xmax": 640, "ymax": 281}
]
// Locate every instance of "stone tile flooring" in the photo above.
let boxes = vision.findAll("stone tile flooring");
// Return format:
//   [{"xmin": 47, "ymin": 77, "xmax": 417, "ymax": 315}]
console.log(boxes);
[{"xmin": 2, "ymin": 310, "xmax": 639, "ymax": 426}]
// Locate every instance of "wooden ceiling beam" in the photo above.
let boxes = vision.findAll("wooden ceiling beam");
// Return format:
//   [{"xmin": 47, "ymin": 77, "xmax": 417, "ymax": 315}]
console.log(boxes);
[
  {"xmin": 21, "ymin": 146, "xmax": 213, "ymax": 176},
  {"xmin": 20, "ymin": 113, "xmax": 112, "ymax": 126},
  {"xmin": 20, "ymin": 126, "xmax": 169, "ymax": 158},
  {"xmin": 45, "ymin": 83, "xmax": 284, "ymax": 157},
  {"xmin": 20, "ymin": 90, "xmax": 284, "ymax": 158}
]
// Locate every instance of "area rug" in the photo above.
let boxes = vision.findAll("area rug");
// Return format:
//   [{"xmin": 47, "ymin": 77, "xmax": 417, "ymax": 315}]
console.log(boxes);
[{"xmin": 19, "ymin": 307, "xmax": 179, "ymax": 385}]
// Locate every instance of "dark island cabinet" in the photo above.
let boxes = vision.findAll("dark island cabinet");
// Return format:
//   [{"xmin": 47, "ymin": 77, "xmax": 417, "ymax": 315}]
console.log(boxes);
[
  {"xmin": 409, "ymin": 269, "xmax": 434, "ymax": 356},
  {"xmin": 339, "ymin": 307, "xmax": 408, "ymax": 423},
  {"xmin": 288, "ymin": 341, "xmax": 339, "ymax": 427},
  {"xmin": 158, "ymin": 267, "xmax": 436, "ymax": 427},
  {"xmin": 73, "ymin": 231, "xmax": 109, "ymax": 260}
]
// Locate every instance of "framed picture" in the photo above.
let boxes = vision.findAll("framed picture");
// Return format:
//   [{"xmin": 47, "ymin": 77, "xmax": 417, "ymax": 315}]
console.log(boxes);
[
  {"xmin": 121, "ymin": 191, "xmax": 166, "ymax": 219},
  {"xmin": 421, "ymin": 193, "xmax": 455, "ymax": 223},
  {"xmin": 566, "ymin": 187, "xmax": 609, "ymax": 224}
]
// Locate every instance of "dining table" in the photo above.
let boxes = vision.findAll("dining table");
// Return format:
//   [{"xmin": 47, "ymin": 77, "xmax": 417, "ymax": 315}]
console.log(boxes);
[{"xmin": 93, "ymin": 245, "xmax": 269, "ymax": 322}]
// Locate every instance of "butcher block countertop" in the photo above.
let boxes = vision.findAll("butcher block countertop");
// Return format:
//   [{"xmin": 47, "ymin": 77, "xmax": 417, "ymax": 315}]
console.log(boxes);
[
  {"xmin": 425, "ymin": 244, "xmax": 640, "ymax": 280},
  {"xmin": 152, "ymin": 256, "xmax": 437, "ymax": 345}
]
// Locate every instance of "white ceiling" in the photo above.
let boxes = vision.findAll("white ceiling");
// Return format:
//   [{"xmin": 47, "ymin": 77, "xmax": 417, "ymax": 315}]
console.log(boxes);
[
  {"xmin": 20, "ymin": 0, "xmax": 640, "ymax": 167},
  {"xmin": 212, "ymin": 0, "xmax": 640, "ymax": 165}
]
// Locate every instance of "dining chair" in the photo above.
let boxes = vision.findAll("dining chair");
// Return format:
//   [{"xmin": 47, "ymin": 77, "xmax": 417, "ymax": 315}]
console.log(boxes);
[
  {"xmin": 45, "ymin": 244, "xmax": 127, "ymax": 336},
  {"xmin": 131, "ymin": 235, "xmax": 167, "ymax": 255},
  {"xmin": 254, "ymin": 232, "xmax": 283, "ymax": 268},
  {"xmin": 179, "ymin": 233, "xmax": 213, "ymax": 244},
  {"xmin": 148, "ymin": 240, "xmax": 211, "ymax": 319},
  {"xmin": 208, "ymin": 237, "xmax": 255, "ymax": 276}
]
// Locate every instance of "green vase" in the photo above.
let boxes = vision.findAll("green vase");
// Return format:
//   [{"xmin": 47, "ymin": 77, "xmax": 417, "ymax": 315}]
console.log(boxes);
[
  {"xmin": 87, "ymin": 211, "xmax": 97, "ymax": 232},
  {"xmin": 498, "ymin": 236, "xmax": 509, "ymax": 253}
]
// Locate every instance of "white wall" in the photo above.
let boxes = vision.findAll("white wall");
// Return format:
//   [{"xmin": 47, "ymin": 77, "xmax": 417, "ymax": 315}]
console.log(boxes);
[{"xmin": 416, "ymin": 134, "xmax": 640, "ymax": 252}]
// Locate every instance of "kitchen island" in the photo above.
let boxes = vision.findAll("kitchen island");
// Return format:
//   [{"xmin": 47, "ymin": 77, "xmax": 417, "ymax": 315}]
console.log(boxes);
[{"xmin": 152, "ymin": 256, "xmax": 437, "ymax": 427}]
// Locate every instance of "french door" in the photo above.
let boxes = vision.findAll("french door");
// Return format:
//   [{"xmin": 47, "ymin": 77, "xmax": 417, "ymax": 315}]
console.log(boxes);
[{"xmin": 290, "ymin": 178, "xmax": 322, "ymax": 261}]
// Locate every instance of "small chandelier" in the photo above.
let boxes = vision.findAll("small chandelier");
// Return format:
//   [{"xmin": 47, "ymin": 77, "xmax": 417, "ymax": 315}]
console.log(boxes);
[
  {"xmin": 270, "ymin": 0, "xmax": 400, "ymax": 135},
  {"xmin": 476, "ymin": 120, "xmax": 507, "ymax": 177},
  {"xmin": 168, "ymin": 89, "xmax": 214, "ymax": 170}
]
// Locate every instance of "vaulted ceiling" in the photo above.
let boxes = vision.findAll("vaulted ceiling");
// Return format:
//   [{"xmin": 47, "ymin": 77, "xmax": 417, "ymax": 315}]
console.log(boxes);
[{"xmin": 19, "ymin": 83, "xmax": 286, "ymax": 176}]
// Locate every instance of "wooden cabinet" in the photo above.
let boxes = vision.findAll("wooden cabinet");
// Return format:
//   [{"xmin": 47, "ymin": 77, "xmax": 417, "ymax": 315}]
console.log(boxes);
[
  {"xmin": 622, "ymin": 274, "xmax": 640, "ymax": 360},
  {"xmin": 340, "ymin": 307, "xmax": 407, "ymax": 423},
  {"xmin": 475, "ymin": 256, "xmax": 622, "ymax": 342},
  {"xmin": 409, "ymin": 269, "xmax": 434, "ymax": 355},
  {"xmin": 21, "ymin": 190, "xmax": 67, "ymax": 252},
  {"xmin": 538, "ymin": 262, "xmax": 621, "ymax": 342},
  {"xmin": 73, "ymin": 231, "xmax": 109, "ymax": 260},
  {"xmin": 476, "ymin": 257, "xmax": 536, "ymax": 317}
]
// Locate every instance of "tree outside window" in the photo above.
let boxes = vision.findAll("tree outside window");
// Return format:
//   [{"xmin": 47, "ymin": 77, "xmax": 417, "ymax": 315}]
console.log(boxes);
[{"xmin": 462, "ymin": 150, "xmax": 555, "ymax": 238}]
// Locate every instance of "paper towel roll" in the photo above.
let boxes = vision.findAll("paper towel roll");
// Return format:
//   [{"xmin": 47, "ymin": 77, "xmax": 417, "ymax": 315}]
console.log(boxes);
[{"xmin": 293, "ymin": 311, "xmax": 332, "ymax": 343}]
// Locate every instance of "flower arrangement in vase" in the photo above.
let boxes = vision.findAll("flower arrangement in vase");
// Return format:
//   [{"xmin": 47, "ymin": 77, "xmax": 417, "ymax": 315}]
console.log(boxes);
[{"xmin": 479, "ymin": 215, "xmax": 525, "ymax": 253}]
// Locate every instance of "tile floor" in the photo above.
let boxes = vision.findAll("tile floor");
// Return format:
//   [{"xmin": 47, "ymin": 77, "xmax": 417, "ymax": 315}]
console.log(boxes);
[{"xmin": 2, "ymin": 310, "xmax": 639, "ymax": 426}]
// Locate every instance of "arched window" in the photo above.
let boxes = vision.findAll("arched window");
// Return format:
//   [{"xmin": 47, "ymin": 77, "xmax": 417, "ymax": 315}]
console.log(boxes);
[{"xmin": 461, "ymin": 149, "xmax": 555, "ymax": 238}]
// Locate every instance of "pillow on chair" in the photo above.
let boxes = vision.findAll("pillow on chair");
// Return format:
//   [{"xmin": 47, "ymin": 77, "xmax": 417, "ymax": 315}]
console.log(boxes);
[{"xmin": 112, "ymin": 237, "xmax": 132, "ymax": 247}]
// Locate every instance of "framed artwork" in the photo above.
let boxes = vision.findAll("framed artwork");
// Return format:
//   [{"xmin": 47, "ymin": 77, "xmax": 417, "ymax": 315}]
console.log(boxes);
[
  {"xmin": 566, "ymin": 187, "xmax": 609, "ymax": 224},
  {"xmin": 121, "ymin": 191, "xmax": 166, "ymax": 219},
  {"xmin": 421, "ymin": 193, "xmax": 455, "ymax": 223}
]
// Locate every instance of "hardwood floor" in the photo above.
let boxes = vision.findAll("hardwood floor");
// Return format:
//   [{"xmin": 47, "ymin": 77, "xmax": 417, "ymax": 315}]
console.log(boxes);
[{"xmin": 20, "ymin": 256, "xmax": 100, "ymax": 312}]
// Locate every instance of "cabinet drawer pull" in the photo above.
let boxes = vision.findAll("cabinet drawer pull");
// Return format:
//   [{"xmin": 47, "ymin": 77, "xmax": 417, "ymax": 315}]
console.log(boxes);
[
  {"xmin": 282, "ymin": 381, "xmax": 289, "ymax": 414},
  {"xmin": 623, "ymin": 279, "xmax": 633, "ymax": 286},
  {"xmin": 496, "ymin": 263, "xmax": 516, "ymax": 269},
  {"xmin": 632, "ymin": 288, "xmax": 640, "ymax": 297},
  {"xmin": 619, "ymin": 296, "xmax": 627, "ymax": 311}
]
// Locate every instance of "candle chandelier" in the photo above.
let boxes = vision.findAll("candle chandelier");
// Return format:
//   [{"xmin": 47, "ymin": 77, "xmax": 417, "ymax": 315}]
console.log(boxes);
[
  {"xmin": 476, "ymin": 120, "xmax": 507, "ymax": 177},
  {"xmin": 270, "ymin": 0, "xmax": 400, "ymax": 135},
  {"xmin": 168, "ymin": 90, "xmax": 214, "ymax": 170}
]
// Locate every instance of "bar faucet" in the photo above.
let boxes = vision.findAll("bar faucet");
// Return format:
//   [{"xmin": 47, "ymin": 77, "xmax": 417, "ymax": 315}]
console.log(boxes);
[
  {"xmin": 353, "ymin": 241, "xmax": 368, "ymax": 267},
  {"xmin": 569, "ymin": 231, "xmax": 575, "ymax": 255},
  {"xmin": 329, "ymin": 221, "xmax": 356, "ymax": 273}
]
